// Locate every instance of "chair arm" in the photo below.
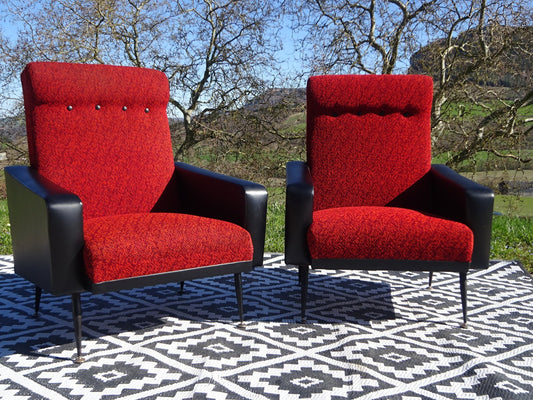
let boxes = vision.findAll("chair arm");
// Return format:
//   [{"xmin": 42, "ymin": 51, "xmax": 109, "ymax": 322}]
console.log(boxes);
[
  {"xmin": 429, "ymin": 164, "xmax": 494, "ymax": 268},
  {"xmin": 173, "ymin": 162, "xmax": 268, "ymax": 267},
  {"xmin": 4, "ymin": 166, "xmax": 85, "ymax": 295},
  {"xmin": 285, "ymin": 161, "xmax": 314, "ymax": 266}
]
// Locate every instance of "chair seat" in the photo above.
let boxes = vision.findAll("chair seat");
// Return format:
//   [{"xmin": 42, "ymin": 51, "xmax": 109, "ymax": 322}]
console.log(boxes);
[
  {"xmin": 307, "ymin": 206, "xmax": 474, "ymax": 262},
  {"xmin": 84, "ymin": 213, "xmax": 254, "ymax": 283}
]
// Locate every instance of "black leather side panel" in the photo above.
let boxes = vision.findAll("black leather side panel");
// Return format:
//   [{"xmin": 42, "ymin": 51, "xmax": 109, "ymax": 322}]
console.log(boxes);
[
  {"xmin": 430, "ymin": 164, "xmax": 494, "ymax": 269},
  {"xmin": 173, "ymin": 162, "xmax": 268, "ymax": 267},
  {"xmin": 285, "ymin": 161, "xmax": 314, "ymax": 266},
  {"xmin": 5, "ymin": 166, "xmax": 86, "ymax": 295}
]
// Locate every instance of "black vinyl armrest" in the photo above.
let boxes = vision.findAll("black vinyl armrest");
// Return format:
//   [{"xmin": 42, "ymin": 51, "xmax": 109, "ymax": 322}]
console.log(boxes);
[
  {"xmin": 173, "ymin": 162, "xmax": 268, "ymax": 267},
  {"xmin": 430, "ymin": 164, "xmax": 494, "ymax": 268},
  {"xmin": 4, "ymin": 166, "xmax": 85, "ymax": 295},
  {"xmin": 285, "ymin": 161, "xmax": 314, "ymax": 266}
]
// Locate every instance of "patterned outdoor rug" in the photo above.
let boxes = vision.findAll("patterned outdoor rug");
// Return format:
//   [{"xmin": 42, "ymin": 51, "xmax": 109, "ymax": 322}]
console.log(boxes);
[{"xmin": 0, "ymin": 254, "xmax": 532, "ymax": 399}]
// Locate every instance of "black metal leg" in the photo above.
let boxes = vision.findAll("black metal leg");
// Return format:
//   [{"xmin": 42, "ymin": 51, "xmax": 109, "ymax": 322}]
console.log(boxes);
[
  {"xmin": 234, "ymin": 273, "xmax": 245, "ymax": 328},
  {"xmin": 179, "ymin": 281, "xmax": 184, "ymax": 294},
  {"xmin": 34, "ymin": 286, "xmax": 42, "ymax": 317},
  {"xmin": 460, "ymin": 272, "xmax": 468, "ymax": 328},
  {"xmin": 299, "ymin": 265, "xmax": 309, "ymax": 323},
  {"xmin": 71, "ymin": 293, "xmax": 85, "ymax": 363},
  {"xmin": 428, "ymin": 272, "xmax": 433, "ymax": 289}
]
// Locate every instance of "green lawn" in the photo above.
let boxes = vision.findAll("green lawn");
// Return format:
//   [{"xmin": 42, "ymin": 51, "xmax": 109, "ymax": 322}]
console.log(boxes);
[
  {"xmin": 491, "ymin": 195, "xmax": 533, "ymax": 270},
  {"xmin": 494, "ymin": 195, "xmax": 533, "ymax": 217},
  {"xmin": 0, "ymin": 200, "xmax": 11, "ymax": 255},
  {"xmin": 491, "ymin": 215, "xmax": 533, "ymax": 269}
]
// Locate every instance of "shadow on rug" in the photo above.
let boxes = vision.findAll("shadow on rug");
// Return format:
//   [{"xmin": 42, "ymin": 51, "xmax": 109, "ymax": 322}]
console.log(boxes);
[{"xmin": 0, "ymin": 254, "xmax": 532, "ymax": 399}]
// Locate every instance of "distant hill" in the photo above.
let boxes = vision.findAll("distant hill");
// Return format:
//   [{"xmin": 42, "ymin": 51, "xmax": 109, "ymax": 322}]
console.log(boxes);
[
  {"xmin": 243, "ymin": 88, "xmax": 306, "ymax": 112},
  {"xmin": 409, "ymin": 25, "xmax": 533, "ymax": 90}
]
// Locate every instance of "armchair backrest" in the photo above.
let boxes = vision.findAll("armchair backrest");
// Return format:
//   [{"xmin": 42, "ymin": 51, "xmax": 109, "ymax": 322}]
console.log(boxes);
[
  {"xmin": 307, "ymin": 74, "xmax": 433, "ymax": 211},
  {"xmin": 21, "ymin": 62, "xmax": 175, "ymax": 219}
]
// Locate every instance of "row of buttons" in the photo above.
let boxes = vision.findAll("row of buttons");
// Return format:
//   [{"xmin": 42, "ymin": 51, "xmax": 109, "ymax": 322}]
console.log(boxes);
[{"xmin": 66, "ymin": 105, "xmax": 150, "ymax": 113}]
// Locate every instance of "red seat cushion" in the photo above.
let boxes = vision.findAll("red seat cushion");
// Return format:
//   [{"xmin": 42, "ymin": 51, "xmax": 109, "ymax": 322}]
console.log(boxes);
[
  {"xmin": 83, "ymin": 213, "xmax": 253, "ymax": 283},
  {"xmin": 307, "ymin": 207, "xmax": 474, "ymax": 262}
]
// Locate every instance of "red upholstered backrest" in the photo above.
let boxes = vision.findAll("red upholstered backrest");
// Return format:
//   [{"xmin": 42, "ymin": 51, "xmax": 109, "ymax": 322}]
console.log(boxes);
[
  {"xmin": 307, "ymin": 74, "xmax": 433, "ymax": 211},
  {"xmin": 22, "ymin": 62, "xmax": 175, "ymax": 219}
]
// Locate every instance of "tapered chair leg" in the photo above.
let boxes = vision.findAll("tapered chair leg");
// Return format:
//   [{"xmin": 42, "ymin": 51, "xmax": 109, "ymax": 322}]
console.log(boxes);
[
  {"xmin": 459, "ymin": 272, "xmax": 468, "ymax": 328},
  {"xmin": 179, "ymin": 281, "xmax": 184, "ymax": 294},
  {"xmin": 234, "ymin": 273, "xmax": 245, "ymax": 328},
  {"xmin": 428, "ymin": 272, "xmax": 433, "ymax": 289},
  {"xmin": 299, "ymin": 265, "xmax": 309, "ymax": 323},
  {"xmin": 71, "ymin": 293, "xmax": 85, "ymax": 363},
  {"xmin": 34, "ymin": 286, "xmax": 42, "ymax": 317}
]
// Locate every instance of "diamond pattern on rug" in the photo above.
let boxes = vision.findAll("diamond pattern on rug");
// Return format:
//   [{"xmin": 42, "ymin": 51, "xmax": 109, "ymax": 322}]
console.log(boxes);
[
  {"xmin": 154, "ymin": 324, "xmax": 284, "ymax": 369},
  {"xmin": 0, "ymin": 254, "xmax": 532, "ymax": 400},
  {"xmin": 237, "ymin": 358, "xmax": 380, "ymax": 399},
  {"xmin": 32, "ymin": 353, "xmax": 186, "ymax": 400}
]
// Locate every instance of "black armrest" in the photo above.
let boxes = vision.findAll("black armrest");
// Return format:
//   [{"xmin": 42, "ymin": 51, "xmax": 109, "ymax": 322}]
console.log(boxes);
[
  {"xmin": 430, "ymin": 164, "xmax": 494, "ymax": 268},
  {"xmin": 173, "ymin": 162, "xmax": 268, "ymax": 267},
  {"xmin": 285, "ymin": 161, "xmax": 314, "ymax": 266},
  {"xmin": 4, "ymin": 166, "xmax": 85, "ymax": 295}
]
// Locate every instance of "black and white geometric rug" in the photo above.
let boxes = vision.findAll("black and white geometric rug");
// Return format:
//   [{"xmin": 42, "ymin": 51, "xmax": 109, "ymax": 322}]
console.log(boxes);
[{"xmin": 0, "ymin": 254, "xmax": 532, "ymax": 399}]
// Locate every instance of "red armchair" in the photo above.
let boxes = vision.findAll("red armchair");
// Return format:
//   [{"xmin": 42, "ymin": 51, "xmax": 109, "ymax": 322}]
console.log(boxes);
[
  {"xmin": 285, "ymin": 74, "xmax": 494, "ymax": 326},
  {"xmin": 5, "ymin": 62, "xmax": 267, "ymax": 363}
]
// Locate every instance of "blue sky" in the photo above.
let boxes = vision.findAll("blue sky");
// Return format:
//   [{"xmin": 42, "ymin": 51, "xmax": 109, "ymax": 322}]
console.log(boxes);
[{"xmin": 0, "ymin": 3, "xmax": 308, "ymax": 116}]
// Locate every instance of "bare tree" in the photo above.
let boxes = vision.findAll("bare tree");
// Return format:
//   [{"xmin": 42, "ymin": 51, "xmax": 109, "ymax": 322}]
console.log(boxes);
[
  {"xmin": 291, "ymin": 0, "xmax": 533, "ymax": 171},
  {"xmin": 418, "ymin": 1, "xmax": 533, "ymax": 169},
  {"xmin": 291, "ymin": 0, "xmax": 437, "ymax": 74},
  {"xmin": 0, "ymin": 0, "xmax": 284, "ymax": 157}
]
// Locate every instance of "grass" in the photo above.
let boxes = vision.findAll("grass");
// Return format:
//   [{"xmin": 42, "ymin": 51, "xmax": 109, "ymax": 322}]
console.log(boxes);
[
  {"xmin": 0, "ymin": 200, "xmax": 11, "ymax": 255},
  {"xmin": 491, "ymin": 194, "xmax": 533, "ymax": 271},
  {"xmin": 494, "ymin": 195, "xmax": 533, "ymax": 217},
  {"xmin": 433, "ymin": 150, "xmax": 533, "ymax": 171},
  {"xmin": 491, "ymin": 216, "xmax": 533, "ymax": 269},
  {"xmin": 265, "ymin": 187, "xmax": 285, "ymax": 253},
  {"xmin": 443, "ymin": 101, "xmax": 533, "ymax": 118}
]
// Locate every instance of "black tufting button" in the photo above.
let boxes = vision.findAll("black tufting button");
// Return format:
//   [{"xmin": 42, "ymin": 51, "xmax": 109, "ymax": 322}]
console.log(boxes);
[
  {"xmin": 95, "ymin": 105, "xmax": 101, "ymax": 110},
  {"xmin": 122, "ymin": 106, "xmax": 127, "ymax": 111},
  {"xmin": 145, "ymin": 108, "xmax": 150, "ymax": 113},
  {"xmin": 67, "ymin": 105, "xmax": 73, "ymax": 111}
]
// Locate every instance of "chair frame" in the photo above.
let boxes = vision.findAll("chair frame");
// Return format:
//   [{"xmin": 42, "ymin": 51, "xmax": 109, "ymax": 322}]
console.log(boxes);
[
  {"xmin": 6, "ymin": 162, "xmax": 267, "ymax": 363},
  {"xmin": 285, "ymin": 160, "xmax": 494, "ymax": 326}
]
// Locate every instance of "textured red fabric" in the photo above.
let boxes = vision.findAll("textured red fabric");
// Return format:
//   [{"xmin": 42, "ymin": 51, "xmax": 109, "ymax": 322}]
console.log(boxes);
[
  {"xmin": 307, "ymin": 75, "xmax": 433, "ymax": 211},
  {"xmin": 21, "ymin": 62, "xmax": 175, "ymax": 219},
  {"xmin": 307, "ymin": 207, "xmax": 473, "ymax": 262},
  {"xmin": 83, "ymin": 213, "xmax": 253, "ymax": 283}
]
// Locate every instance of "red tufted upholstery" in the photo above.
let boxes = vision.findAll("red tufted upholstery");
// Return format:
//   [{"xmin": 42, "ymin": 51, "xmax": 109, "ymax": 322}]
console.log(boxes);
[
  {"xmin": 304, "ymin": 74, "xmax": 474, "ymax": 262},
  {"xmin": 8, "ymin": 62, "xmax": 267, "ymax": 362},
  {"xmin": 22, "ymin": 62, "xmax": 175, "ymax": 220},
  {"xmin": 20, "ymin": 62, "xmax": 255, "ymax": 284},
  {"xmin": 286, "ymin": 74, "xmax": 494, "ymax": 325},
  {"xmin": 307, "ymin": 75, "xmax": 433, "ymax": 211},
  {"xmin": 84, "ymin": 213, "xmax": 253, "ymax": 283},
  {"xmin": 308, "ymin": 206, "xmax": 473, "ymax": 262}
]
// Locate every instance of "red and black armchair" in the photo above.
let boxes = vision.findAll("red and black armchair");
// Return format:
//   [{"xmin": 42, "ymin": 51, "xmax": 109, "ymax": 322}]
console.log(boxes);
[
  {"xmin": 285, "ymin": 74, "xmax": 494, "ymax": 326},
  {"xmin": 5, "ymin": 62, "xmax": 268, "ymax": 363}
]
